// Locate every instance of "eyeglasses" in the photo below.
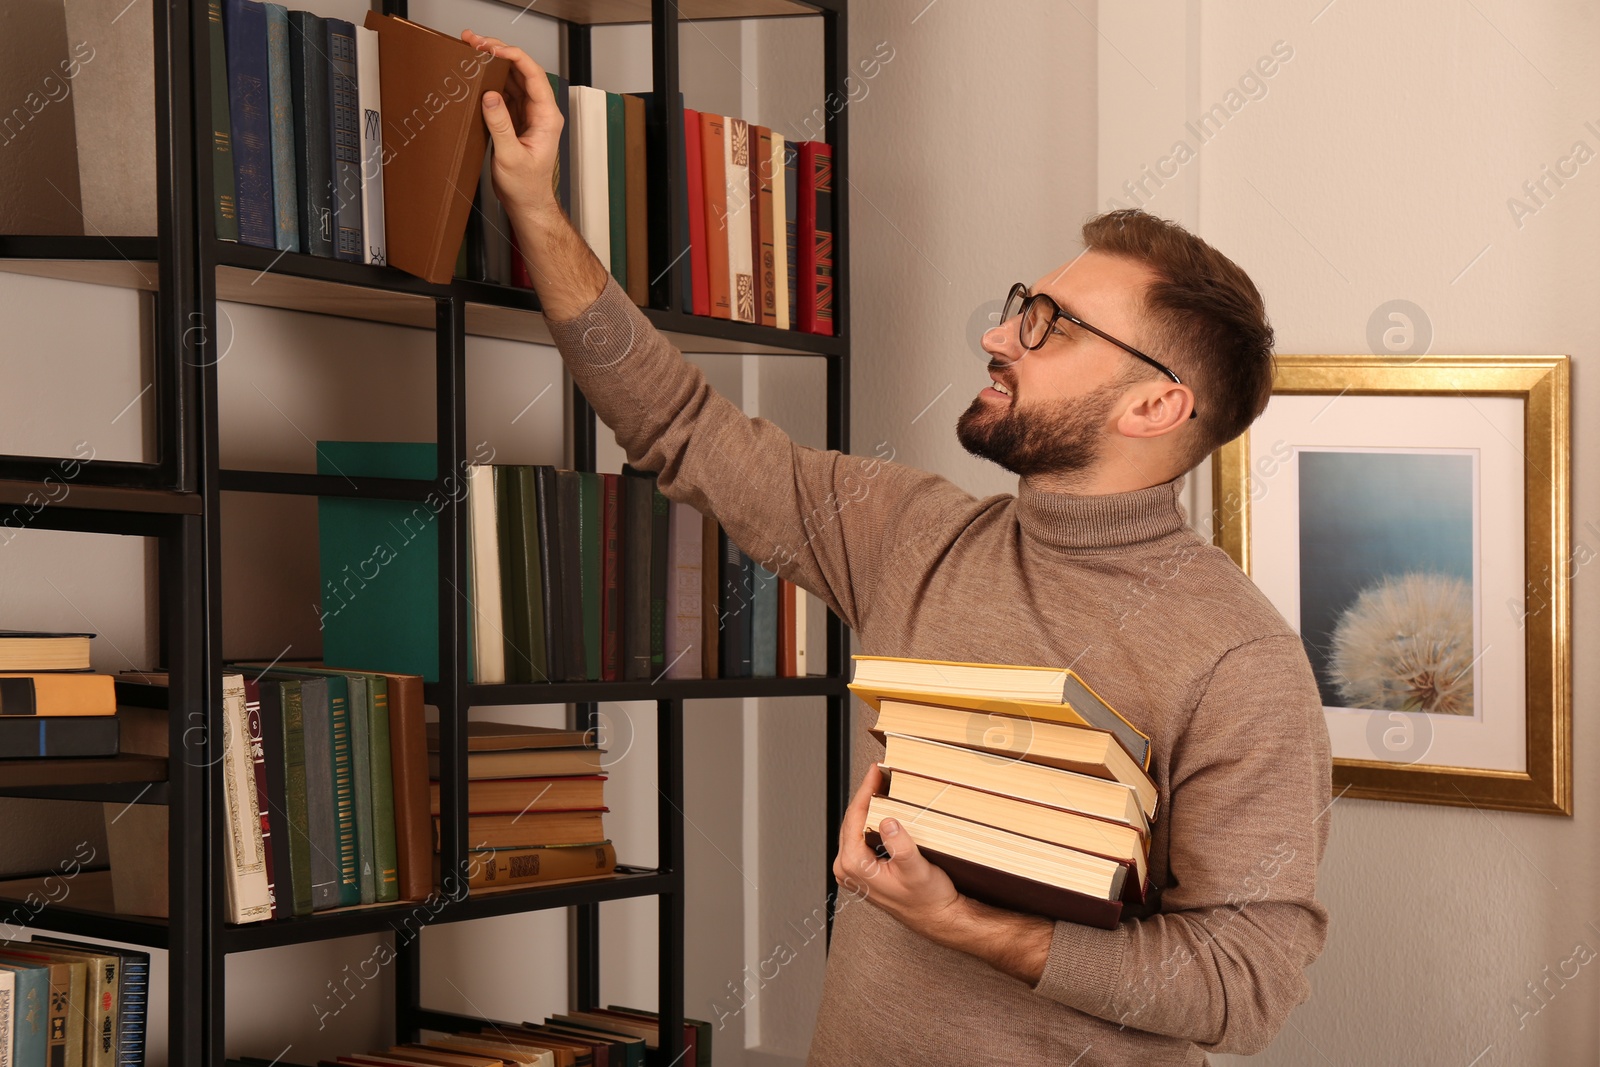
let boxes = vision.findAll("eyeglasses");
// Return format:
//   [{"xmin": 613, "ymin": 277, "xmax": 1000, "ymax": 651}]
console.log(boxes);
[{"xmin": 1001, "ymin": 282, "xmax": 1197, "ymax": 419}]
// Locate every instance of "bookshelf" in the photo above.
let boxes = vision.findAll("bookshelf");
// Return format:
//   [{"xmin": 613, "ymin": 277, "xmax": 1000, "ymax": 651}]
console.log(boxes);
[{"xmin": 0, "ymin": 0, "xmax": 852, "ymax": 1063}]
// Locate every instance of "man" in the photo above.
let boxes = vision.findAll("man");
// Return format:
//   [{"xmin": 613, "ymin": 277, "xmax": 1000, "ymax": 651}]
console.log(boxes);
[{"xmin": 466, "ymin": 29, "xmax": 1330, "ymax": 1066}]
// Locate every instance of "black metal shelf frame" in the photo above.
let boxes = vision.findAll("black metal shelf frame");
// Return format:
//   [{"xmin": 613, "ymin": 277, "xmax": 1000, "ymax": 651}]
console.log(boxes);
[{"xmin": 0, "ymin": 0, "xmax": 850, "ymax": 1062}]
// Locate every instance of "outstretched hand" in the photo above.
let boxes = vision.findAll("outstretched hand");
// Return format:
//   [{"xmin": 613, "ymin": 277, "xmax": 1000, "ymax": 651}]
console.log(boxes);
[{"xmin": 461, "ymin": 30, "xmax": 563, "ymax": 227}]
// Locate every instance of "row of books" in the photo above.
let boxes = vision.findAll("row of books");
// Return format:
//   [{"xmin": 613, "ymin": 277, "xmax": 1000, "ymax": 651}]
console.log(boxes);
[
  {"xmin": 489, "ymin": 81, "xmax": 835, "ymax": 335},
  {"xmin": 227, "ymin": 1005, "xmax": 711, "ymax": 1067},
  {"xmin": 0, "ymin": 935, "xmax": 150, "ymax": 1067},
  {"xmin": 848, "ymin": 656, "xmax": 1157, "ymax": 930},
  {"xmin": 214, "ymin": 4, "xmax": 509, "ymax": 283},
  {"xmin": 463, "ymin": 464, "xmax": 811, "ymax": 686},
  {"xmin": 428, "ymin": 721, "xmax": 614, "ymax": 891},
  {"xmin": 0, "ymin": 632, "xmax": 122, "ymax": 759}
]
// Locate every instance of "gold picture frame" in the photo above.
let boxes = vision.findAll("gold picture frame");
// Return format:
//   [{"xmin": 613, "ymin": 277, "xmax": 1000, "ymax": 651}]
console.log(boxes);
[{"xmin": 1211, "ymin": 355, "xmax": 1571, "ymax": 814}]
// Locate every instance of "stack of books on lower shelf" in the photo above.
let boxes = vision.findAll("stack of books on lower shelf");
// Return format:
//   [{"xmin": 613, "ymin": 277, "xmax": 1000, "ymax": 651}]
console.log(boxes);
[
  {"xmin": 226, "ymin": 1006, "xmax": 711, "ymax": 1066},
  {"xmin": 428, "ymin": 721, "xmax": 616, "ymax": 891},
  {"xmin": 0, "ymin": 630, "xmax": 120, "ymax": 759},
  {"xmin": 0, "ymin": 934, "xmax": 151, "ymax": 1067},
  {"xmin": 111, "ymin": 664, "xmax": 434, "ymax": 924},
  {"xmin": 850, "ymin": 655, "xmax": 1158, "ymax": 930}
]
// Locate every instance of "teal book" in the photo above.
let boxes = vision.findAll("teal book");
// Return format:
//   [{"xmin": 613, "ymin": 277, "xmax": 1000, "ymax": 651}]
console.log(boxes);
[
  {"xmin": 264, "ymin": 3, "xmax": 300, "ymax": 251},
  {"xmin": 0, "ymin": 961, "xmax": 47, "ymax": 1067},
  {"xmin": 316, "ymin": 442, "xmax": 439, "ymax": 682},
  {"xmin": 578, "ymin": 471, "xmax": 602, "ymax": 681},
  {"xmin": 322, "ymin": 672, "xmax": 360, "ymax": 906},
  {"xmin": 751, "ymin": 561, "xmax": 778, "ymax": 677},
  {"xmin": 606, "ymin": 91, "xmax": 627, "ymax": 290}
]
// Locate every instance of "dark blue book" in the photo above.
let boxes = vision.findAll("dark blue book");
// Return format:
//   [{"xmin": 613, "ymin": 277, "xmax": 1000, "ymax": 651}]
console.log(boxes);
[
  {"xmin": 751, "ymin": 560, "xmax": 778, "ymax": 677},
  {"xmin": 606, "ymin": 91, "xmax": 628, "ymax": 290},
  {"xmin": 325, "ymin": 18, "xmax": 364, "ymax": 262},
  {"xmin": 222, "ymin": 0, "xmax": 274, "ymax": 248},
  {"xmin": 287, "ymin": 11, "xmax": 333, "ymax": 257},
  {"xmin": 718, "ymin": 531, "xmax": 754, "ymax": 679},
  {"xmin": 784, "ymin": 145, "xmax": 798, "ymax": 328},
  {"xmin": 264, "ymin": 3, "xmax": 299, "ymax": 251},
  {"xmin": 0, "ymin": 715, "xmax": 118, "ymax": 756}
]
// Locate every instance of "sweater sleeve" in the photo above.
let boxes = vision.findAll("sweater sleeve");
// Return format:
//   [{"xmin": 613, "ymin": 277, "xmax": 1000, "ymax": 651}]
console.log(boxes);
[
  {"xmin": 543, "ymin": 275, "xmax": 944, "ymax": 633},
  {"xmin": 1029, "ymin": 633, "xmax": 1333, "ymax": 1055}
]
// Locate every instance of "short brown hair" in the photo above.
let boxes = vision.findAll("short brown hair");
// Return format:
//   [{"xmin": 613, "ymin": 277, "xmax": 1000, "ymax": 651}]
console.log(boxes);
[{"xmin": 1081, "ymin": 209, "xmax": 1275, "ymax": 465}]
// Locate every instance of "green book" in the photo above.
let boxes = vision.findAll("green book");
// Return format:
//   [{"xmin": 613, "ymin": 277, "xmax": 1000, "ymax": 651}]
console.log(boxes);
[
  {"xmin": 515, "ymin": 466, "xmax": 549, "ymax": 684},
  {"xmin": 606, "ymin": 91, "xmax": 628, "ymax": 290},
  {"xmin": 207, "ymin": 0, "xmax": 239, "ymax": 241},
  {"xmin": 322, "ymin": 673, "xmax": 359, "ymax": 906},
  {"xmin": 316, "ymin": 441, "xmax": 439, "ymax": 682},
  {"xmin": 345, "ymin": 673, "xmax": 376, "ymax": 904},
  {"xmin": 495, "ymin": 466, "xmax": 527, "ymax": 684},
  {"xmin": 277, "ymin": 679, "xmax": 313, "ymax": 915},
  {"xmin": 578, "ymin": 470, "xmax": 602, "ymax": 681},
  {"xmin": 366, "ymin": 673, "xmax": 399, "ymax": 903}
]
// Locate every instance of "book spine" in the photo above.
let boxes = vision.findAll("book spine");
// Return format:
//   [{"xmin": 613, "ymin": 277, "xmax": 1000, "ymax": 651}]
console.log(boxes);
[
  {"xmin": 570, "ymin": 86, "xmax": 610, "ymax": 270},
  {"xmin": 0, "ymin": 717, "xmax": 118, "ymax": 757},
  {"xmin": 810, "ymin": 142, "xmax": 835, "ymax": 334},
  {"xmin": 794, "ymin": 581, "xmax": 808, "ymax": 676},
  {"xmin": 222, "ymin": 675, "xmax": 272, "ymax": 923},
  {"xmin": 557, "ymin": 471, "xmax": 587, "ymax": 681},
  {"xmin": 328, "ymin": 682, "xmax": 361, "ymax": 906},
  {"xmin": 116, "ymin": 954, "xmax": 149, "ymax": 1067},
  {"xmin": 578, "ymin": 471, "xmax": 603, "ymax": 681},
  {"xmin": 753, "ymin": 124, "xmax": 776, "ymax": 327},
  {"xmin": 606, "ymin": 92, "xmax": 628, "ymax": 290},
  {"xmin": 784, "ymin": 145, "xmax": 798, "ymax": 330},
  {"xmin": 623, "ymin": 94, "xmax": 649, "ymax": 305},
  {"xmin": 724, "ymin": 118, "xmax": 755, "ymax": 322},
  {"xmin": 699, "ymin": 112, "xmax": 730, "ymax": 319},
  {"xmin": 7, "ymin": 966, "xmax": 45, "ymax": 1067},
  {"xmin": 264, "ymin": 4, "xmax": 299, "ymax": 252},
  {"xmin": 82, "ymin": 955, "xmax": 115, "ymax": 1067},
  {"xmin": 466, "ymin": 465, "xmax": 506, "ymax": 685},
  {"xmin": 326, "ymin": 18, "xmax": 363, "ymax": 262},
  {"xmin": 385, "ymin": 674, "xmax": 431, "ymax": 901},
  {"xmin": 42, "ymin": 963, "xmax": 68, "ymax": 1067},
  {"xmin": 367, "ymin": 679, "xmax": 400, "ymax": 903},
  {"xmin": 280, "ymin": 681, "xmax": 314, "ymax": 914},
  {"xmin": 684, "ymin": 107, "xmax": 708, "ymax": 316},
  {"xmin": 778, "ymin": 578, "xmax": 795, "ymax": 677},
  {"xmin": 622, "ymin": 472, "xmax": 653, "ymax": 681},
  {"xmin": 223, "ymin": 0, "xmax": 274, "ymax": 248},
  {"xmin": 459, "ymin": 842, "xmax": 617, "ymax": 890},
  {"xmin": 515, "ymin": 467, "xmax": 549, "ymax": 683},
  {"xmin": 496, "ymin": 466, "xmax": 527, "ymax": 684},
  {"xmin": 257, "ymin": 683, "xmax": 294, "ymax": 919},
  {"xmin": 243, "ymin": 679, "xmax": 277, "ymax": 918},
  {"xmin": 0, "ymin": 974, "xmax": 11, "ymax": 1067},
  {"xmin": 769, "ymin": 132, "xmax": 787, "ymax": 330},
  {"xmin": 287, "ymin": 12, "xmax": 332, "ymax": 257},
  {"xmin": 547, "ymin": 73, "xmax": 571, "ymax": 215},
  {"xmin": 356, "ymin": 25, "xmax": 386, "ymax": 266},
  {"xmin": 700, "ymin": 513, "xmax": 720, "ymax": 679},
  {"xmin": 664, "ymin": 502, "xmax": 703, "ymax": 680},
  {"xmin": 649, "ymin": 478, "xmax": 670, "ymax": 671},
  {"xmin": 797, "ymin": 141, "xmax": 819, "ymax": 333},
  {"xmin": 207, "ymin": 0, "xmax": 239, "ymax": 242},
  {"xmin": 301, "ymin": 679, "xmax": 338, "ymax": 910},
  {"xmin": 533, "ymin": 466, "xmax": 567, "ymax": 681},
  {"xmin": 348, "ymin": 676, "xmax": 376, "ymax": 905},
  {"xmin": 600, "ymin": 472, "xmax": 622, "ymax": 682},
  {"xmin": 751, "ymin": 563, "xmax": 778, "ymax": 678},
  {"xmin": 0, "ymin": 673, "xmax": 114, "ymax": 715}
]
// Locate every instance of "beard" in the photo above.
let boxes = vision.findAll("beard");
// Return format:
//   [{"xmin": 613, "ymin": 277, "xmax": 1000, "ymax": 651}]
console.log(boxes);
[{"xmin": 955, "ymin": 377, "xmax": 1127, "ymax": 478}]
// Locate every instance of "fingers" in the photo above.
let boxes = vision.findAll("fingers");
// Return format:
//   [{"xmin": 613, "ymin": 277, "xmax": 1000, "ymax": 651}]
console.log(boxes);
[
  {"xmin": 479, "ymin": 90, "xmax": 522, "ymax": 157},
  {"xmin": 876, "ymin": 816, "xmax": 928, "ymax": 873},
  {"xmin": 836, "ymin": 762, "xmax": 881, "ymax": 851},
  {"xmin": 461, "ymin": 29, "xmax": 559, "ymax": 138}
]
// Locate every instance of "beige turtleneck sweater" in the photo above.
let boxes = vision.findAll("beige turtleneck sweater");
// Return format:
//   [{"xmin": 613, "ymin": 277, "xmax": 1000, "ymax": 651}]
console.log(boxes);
[{"xmin": 547, "ymin": 278, "xmax": 1332, "ymax": 1066}]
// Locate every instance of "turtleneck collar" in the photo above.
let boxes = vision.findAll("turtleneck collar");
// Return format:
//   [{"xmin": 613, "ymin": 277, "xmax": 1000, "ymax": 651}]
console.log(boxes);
[{"xmin": 1014, "ymin": 476, "xmax": 1191, "ymax": 552}]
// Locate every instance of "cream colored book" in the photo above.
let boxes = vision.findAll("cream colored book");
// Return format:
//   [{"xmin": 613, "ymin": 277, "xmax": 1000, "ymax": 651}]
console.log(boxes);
[
  {"xmin": 222, "ymin": 672, "xmax": 272, "ymax": 923},
  {"xmin": 772, "ymin": 132, "xmax": 790, "ymax": 329}
]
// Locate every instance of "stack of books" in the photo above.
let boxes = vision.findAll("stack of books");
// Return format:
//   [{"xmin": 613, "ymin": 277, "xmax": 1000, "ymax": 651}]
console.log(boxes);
[
  {"xmin": 0, "ymin": 935, "xmax": 151, "ymax": 1067},
  {"xmin": 114, "ymin": 665, "xmax": 433, "ymax": 924},
  {"xmin": 427, "ymin": 721, "xmax": 616, "ymax": 891},
  {"xmin": 0, "ymin": 630, "xmax": 120, "ymax": 758},
  {"xmin": 225, "ymin": 1006, "xmax": 711, "ymax": 1066},
  {"xmin": 850, "ymin": 656, "xmax": 1157, "ymax": 930},
  {"xmin": 496, "ymin": 79, "xmax": 836, "ymax": 336},
  {"xmin": 461, "ymin": 462, "xmax": 810, "ymax": 686}
]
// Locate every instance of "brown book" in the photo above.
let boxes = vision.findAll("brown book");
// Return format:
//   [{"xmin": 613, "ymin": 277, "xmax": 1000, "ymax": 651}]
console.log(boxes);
[
  {"xmin": 865, "ymin": 796, "xmax": 1126, "ymax": 928},
  {"xmin": 360, "ymin": 12, "xmax": 510, "ymax": 283},
  {"xmin": 435, "ymin": 809, "xmax": 608, "ymax": 850},
  {"xmin": 778, "ymin": 578, "xmax": 795, "ymax": 677},
  {"xmin": 426, "ymin": 721, "xmax": 593, "ymax": 751},
  {"xmin": 377, "ymin": 671, "xmax": 432, "ymax": 902},
  {"xmin": 425, "ymin": 1036, "xmax": 553, "ymax": 1066},
  {"xmin": 623, "ymin": 93, "xmax": 649, "ymax": 305},
  {"xmin": 0, "ymin": 673, "xmax": 115, "ymax": 715},
  {"xmin": 698, "ymin": 112, "xmax": 731, "ymax": 319},
  {"xmin": 457, "ymin": 1029, "xmax": 590, "ymax": 1067},
  {"xmin": 0, "ymin": 630, "xmax": 92, "ymax": 671},
  {"xmin": 378, "ymin": 1047, "xmax": 504, "ymax": 1067},
  {"xmin": 445, "ymin": 841, "xmax": 617, "ymax": 890},
  {"xmin": 509, "ymin": 1025, "xmax": 616, "ymax": 1067},
  {"xmin": 427, "ymin": 746, "xmax": 604, "ymax": 779},
  {"xmin": 752, "ymin": 124, "xmax": 776, "ymax": 327},
  {"xmin": 700, "ymin": 512, "xmax": 720, "ymax": 678},
  {"xmin": 429, "ymin": 775, "xmax": 606, "ymax": 815}
]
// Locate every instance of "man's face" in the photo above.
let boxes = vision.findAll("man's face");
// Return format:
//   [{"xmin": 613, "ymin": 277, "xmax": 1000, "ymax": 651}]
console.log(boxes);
[{"xmin": 956, "ymin": 250, "xmax": 1160, "ymax": 478}]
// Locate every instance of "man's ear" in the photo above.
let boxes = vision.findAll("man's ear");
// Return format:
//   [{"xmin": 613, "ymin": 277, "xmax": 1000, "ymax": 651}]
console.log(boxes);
[{"xmin": 1116, "ymin": 381, "xmax": 1194, "ymax": 439}]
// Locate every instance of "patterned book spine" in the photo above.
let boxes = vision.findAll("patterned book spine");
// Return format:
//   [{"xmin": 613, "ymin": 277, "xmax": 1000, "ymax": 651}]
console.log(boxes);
[
  {"xmin": 222, "ymin": 674, "xmax": 273, "ymax": 922},
  {"xmin": 207, "ymin": 0, "xmax": 239, "ymax": 241},
  {"xmin": 264, "ymin": 3, "xmax": 299, "ymax": 251},
  {"xmin": 724, "ymin": 117, "xmax": 756, "ymax": 322},
  {"xmin": 243, "ymin": 679, "xmax": 277, "ymax": 918},
  {"xmin": 328, "ymin": 680, "xmax": 361, "ymax": 906},
  {"xmin": 799, "ymin": 141, "xmax": 834, "ymax": 334},
  {"xmin": 223, "ymin": 0, "xmax": 274, "ymax": 248},
  {"xmin": 0, "ymin": 973, "xmax": 12, "ymax": 1067},
  {"xmin": 115, "ymin": 955, "xmax": 149, "ymax": 1067},
  {"xmin": 784, "ymin": 145, "xmax": 798, "ymax": 330},
  {"xmin": 699, "ymin": 112, "xmax": 731, "ymax": 318},
  {"xmin": 348, "ymin": 675, "xmax": 376, "ymax": 904},
  {"xmin": 280, "ymin": 681, "xmax": 315, "ymax": 914},
  {"xmin": 326, "ymin": 18, "xmax": 364, "ymax": 262},
  {"xmin": 356, "ymin": 25, "xmax": 386, "ymax": 265}
]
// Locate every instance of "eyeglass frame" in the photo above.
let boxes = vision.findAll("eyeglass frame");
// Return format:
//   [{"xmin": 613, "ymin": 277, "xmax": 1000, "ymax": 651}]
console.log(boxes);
[{"xmin": 1001, "ymin": 282, "xmax": 1198, "ymax": 420}]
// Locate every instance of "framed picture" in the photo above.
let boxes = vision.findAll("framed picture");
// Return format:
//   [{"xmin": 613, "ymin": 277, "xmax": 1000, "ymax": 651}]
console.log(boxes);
[{"xmin": 1211, "ymin": 355, "xmax": 1571, "ymax": 814}]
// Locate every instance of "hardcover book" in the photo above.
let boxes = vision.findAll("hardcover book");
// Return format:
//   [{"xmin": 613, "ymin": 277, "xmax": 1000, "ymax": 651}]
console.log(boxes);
[
  {"xmin": 222, "ymin": 0, "xmax": 274, "ymax": 248},
  {"xmin": 263, "ymin": 3, "xmax": 299, "ymax": 251},
  {"xmin": 287, "ymin": 10, "xmax": 333, "ymax": 256}
]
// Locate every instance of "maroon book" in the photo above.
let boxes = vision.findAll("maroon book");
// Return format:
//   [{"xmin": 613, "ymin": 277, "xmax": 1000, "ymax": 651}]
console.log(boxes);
[
  {"xmin": 684, "ymin": 107, "xmax": 709, "ymax": 316},
  {"xmin": 797, "ymin": 140, "xmax": 834, "ymax": 335},
  {"xmin": 600, "ymin": 472, "xmax": 623, "ymax": 681}
]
